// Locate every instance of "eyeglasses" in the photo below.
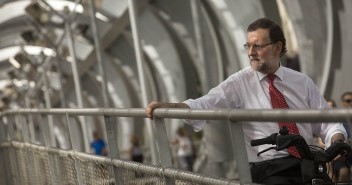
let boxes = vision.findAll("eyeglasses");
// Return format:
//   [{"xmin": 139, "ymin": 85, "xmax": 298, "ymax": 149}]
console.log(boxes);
[
  {"xmin": 244, "ymin": 42, "xmax": 274, "ymax": 51},
  {"xmin": 343, "ymin": 99, "xmax": 352, "ymax": 104}
]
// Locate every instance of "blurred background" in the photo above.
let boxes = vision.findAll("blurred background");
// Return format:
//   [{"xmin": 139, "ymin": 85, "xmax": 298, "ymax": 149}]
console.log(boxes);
[{"xmin": 0, "ymin": 0, "xmax": 351, "ymax": 178}]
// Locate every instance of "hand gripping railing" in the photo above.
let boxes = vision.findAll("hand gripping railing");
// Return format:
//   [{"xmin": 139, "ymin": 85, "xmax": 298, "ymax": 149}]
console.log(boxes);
[{"xmin": 1, "ymin": 108, "xmax": 352, "ymax": 185}]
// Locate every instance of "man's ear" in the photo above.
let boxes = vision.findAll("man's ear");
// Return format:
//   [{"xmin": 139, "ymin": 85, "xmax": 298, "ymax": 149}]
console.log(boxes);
[{"xmin": 275, "ymin": 41, "xmax": 283, "ymax": 55}]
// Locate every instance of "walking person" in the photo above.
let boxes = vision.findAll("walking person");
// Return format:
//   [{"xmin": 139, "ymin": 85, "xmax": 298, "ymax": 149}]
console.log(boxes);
[
  {"xmin": 91, "ymin": 131, "xmax": 108, "ymax": 156},
  {"xmin": 328, "ymin": 92, "xmax": 352, "ymax": 182},
  {"xmin": 129, "ymin": 135, "xmax": 144, "ymax": 163},
  {"xmin": 171, "ymin": 127, "xmax": 194, "ymax": 171}
]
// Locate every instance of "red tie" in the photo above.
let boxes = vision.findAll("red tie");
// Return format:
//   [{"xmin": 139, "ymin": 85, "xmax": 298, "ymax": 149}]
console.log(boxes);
[{"xmin": 268, "ymin": 74, "xmax": 301, "ymax": 158}]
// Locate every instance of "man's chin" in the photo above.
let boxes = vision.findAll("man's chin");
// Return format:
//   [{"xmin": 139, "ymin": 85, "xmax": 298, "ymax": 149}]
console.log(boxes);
[{"xmin": 250, "ymin": 63, "xmax": 260, "ymax": 71}]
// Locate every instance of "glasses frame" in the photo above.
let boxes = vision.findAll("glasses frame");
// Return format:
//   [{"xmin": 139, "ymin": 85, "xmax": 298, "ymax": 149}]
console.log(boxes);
[{"xmin": 243, "ymin": 42, "xmax": 274, "ymax": 51}]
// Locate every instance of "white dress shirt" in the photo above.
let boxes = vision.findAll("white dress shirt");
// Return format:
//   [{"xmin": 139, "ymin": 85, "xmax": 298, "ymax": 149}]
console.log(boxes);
[{"xmin": 184, "ymin": 66, "xmax": 347, "ymax": 162}]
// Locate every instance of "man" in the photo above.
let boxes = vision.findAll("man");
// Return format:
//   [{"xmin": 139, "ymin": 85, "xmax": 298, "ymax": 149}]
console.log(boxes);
[
  {"xmin": 341, "ymin": 92, "xmax": 352, "ymax": 109},
  {"xmin": 340, "ymin": 92, "xmax": 352, "ymax": 143},
  {"xmin": 146, "ymin": 18, "xmax": 347, "ymax": 184}
]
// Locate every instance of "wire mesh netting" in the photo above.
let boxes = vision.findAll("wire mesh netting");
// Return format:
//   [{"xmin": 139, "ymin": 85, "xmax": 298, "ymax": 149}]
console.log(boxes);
[
  {"xmin": 0, "ymin": 141, "xmax": 239, "ymax": 185},
  {"xmin": 48, "ymin": 152, "xmax": 78, "ymax": 185},
  {"xmin": 77, "ymin": 158, "xmax": 114, "ymax": 185}
]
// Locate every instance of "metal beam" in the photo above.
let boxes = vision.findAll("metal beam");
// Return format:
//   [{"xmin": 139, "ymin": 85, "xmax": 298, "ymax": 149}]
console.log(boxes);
[{"xmin": 51, "ymin": 0, "xmax": 151, "ymax": 106}]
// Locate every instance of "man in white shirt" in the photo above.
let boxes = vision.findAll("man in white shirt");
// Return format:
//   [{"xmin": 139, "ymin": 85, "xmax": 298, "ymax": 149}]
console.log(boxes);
[{"xmin": 146, "ymin": 18, "xmax": 347, "ymax": 184}]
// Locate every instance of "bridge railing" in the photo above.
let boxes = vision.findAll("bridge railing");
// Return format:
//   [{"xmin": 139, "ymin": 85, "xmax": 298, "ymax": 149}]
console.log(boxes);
[{"xmin": 1, "ymin": 108, "xmax": 351, "ymax": 185}]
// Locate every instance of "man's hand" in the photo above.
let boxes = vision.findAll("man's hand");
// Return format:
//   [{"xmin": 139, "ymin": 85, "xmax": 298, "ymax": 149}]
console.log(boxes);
[
  {"xmin": 146, "ymin": 101, "xmax": 163, "ymax": 119},
  {"xmin": 145, "ymin": 101, "xmax": 189, "ymax": 119},
  {"xmin": 331, "ymin": 133, "xmax": 346, "ymax": 144},
  {"xmin": 327, "ymin": 133, "xmax": 348, "ymax": 181}
]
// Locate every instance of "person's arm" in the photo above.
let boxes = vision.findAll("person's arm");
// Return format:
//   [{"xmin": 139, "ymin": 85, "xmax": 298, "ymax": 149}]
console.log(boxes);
[
  {"xmin": 170, "ymin": 137, "xmax": 179, "ymax": 145},
  {"xmin": 306, "ymin": 79, "xmax": 347, "ymax": 146},
  {"xmin": 146, "ymin": 101, "xmax": 190, "ymax": 119}
]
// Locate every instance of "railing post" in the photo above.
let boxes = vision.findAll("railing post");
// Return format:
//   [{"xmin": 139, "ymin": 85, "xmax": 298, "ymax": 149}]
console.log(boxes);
[
  {"xmin": 6, "ymin": 115, "xmax": 21, "ymax": 185},
  {"xmin": 7, "ymin": 116, "xmax": 15, "ymax": 141},
  {"xmin": 37, "ymin": 114, "xmax": 56, "ymax": 185},
  {"xmin": 64, "ymin": 113, "xmax": 84, "ymax": 185},
  {"xmin": 18, "ymin": 115, "xmax": 30, "ymax": 143},
  {"xmin": 104, "ymin": 115, "xmax": 123, "ymax": 185},
  {"xmin": 228, "ymin": 121, "xmax": 252, "ymax": 185},
  {"xmin": 18, "ymin": 115, "xmax": 36, "ymax": 184},
  {"xmin": 24, "ymin": 96, "xmax": 37, "ymax": 144},
  {"xmin": 153, "ymin": 118, "xmax": 175, "ymax": 185},
  {"xmin": 0, "ymin": 117, "xmax": 8, "ymax": 141},
  {"xmin": 27, "ymin": 114, "xmax": 37, "ymax": 144},
  {"xmin": 0, "ymin": 117, "xmax": 10, "ymax": 184},
  {"xmin": 38, "ymin": 114, "xmax": 55, "ymax": 148}
]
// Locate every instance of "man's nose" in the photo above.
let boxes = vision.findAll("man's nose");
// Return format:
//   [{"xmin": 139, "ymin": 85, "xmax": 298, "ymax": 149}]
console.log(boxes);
[{"xmin": 248, "ymin": 46, "xmax": 256, "ymax": 56}]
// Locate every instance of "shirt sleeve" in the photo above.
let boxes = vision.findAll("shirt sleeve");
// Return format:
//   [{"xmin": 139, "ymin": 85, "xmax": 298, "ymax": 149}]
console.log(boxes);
[
  {"xmin": 183, "ymin": 75, "xmax": 242, "ymax": 131},
  {"xmin": 308, "ymin": 79, "xmax": 347, "ymax": 147}
]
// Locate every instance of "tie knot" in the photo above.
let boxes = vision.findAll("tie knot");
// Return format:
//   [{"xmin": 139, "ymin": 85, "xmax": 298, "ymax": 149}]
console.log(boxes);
[{"xmin": 267, "ymin": 74, "xmax": 276, "ymax": 83}]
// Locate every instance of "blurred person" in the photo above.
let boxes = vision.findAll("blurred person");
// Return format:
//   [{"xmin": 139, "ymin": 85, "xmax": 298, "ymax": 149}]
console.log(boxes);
[
  {"xmin": 327, "ymin": 92, "xmax": 352, "ymax": 182},
  {"xmin": 326, "ymin": 98, "xmax": 337, "ymax": 108},
  {"xmin": 91, "ymin": 131, "xmax": 108, "ymax": 156},
  {"xmin": 340, "ymin": 92, "xmax": 352, "ymax": 143},
  {"xmin": 146, "ymin": 18, "xmax": 347, "ymax": 184},
  {"xmin": 129, "ymin": 135, "xmax": 144, "ymax": 163},
  {"xmin": 313, "ymin": 98, "xmax": 336, "ymax": 148},
  {"xmin": 341, "ymin": 92, "xmax": 352, "ymax": 108},
  {"xmin": 171, "ymin": 127, "xmax": 194, "ymax": 171}
]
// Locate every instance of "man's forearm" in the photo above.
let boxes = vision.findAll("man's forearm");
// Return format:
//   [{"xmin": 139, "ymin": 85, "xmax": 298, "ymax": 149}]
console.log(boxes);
[{"xmin": 170, "ymin": 103, "xmax": 190, "ymax": 108}]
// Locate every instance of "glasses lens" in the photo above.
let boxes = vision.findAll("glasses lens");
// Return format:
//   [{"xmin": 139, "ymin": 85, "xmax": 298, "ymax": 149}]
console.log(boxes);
[
  {"xmin": 343, "ymin": 99, "xmax": 352, "ymax": 103},
  {"xmin": 244, "ymin": 44, "xmax": 249, "ymax": 50},
  {"xmin": 244, "ymin": 42, "xmax": 273, "ymax": 51}
]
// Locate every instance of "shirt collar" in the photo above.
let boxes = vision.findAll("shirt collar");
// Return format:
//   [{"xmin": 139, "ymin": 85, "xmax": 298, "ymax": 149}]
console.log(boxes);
[{"xmin": 257, "ymin": 65, "xmax": 284, "ymax": 81}]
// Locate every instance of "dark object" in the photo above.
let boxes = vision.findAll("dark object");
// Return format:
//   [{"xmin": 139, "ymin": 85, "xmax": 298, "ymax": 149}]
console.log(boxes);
[
  {"xmin": 250, "ymin": 127, "xmax": 352, "ymax": 184},
  {"xmin": 132, "ymin": 154, "xmax": 144, "ymax": 163}
]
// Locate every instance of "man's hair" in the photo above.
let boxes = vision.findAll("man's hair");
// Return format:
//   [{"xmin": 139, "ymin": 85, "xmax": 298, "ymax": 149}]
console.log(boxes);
[
  {"xmin": 341, "ymin": 91, "xmax": 352, "ymax": 100},
  {"xmin": 247, "ymin": 18, "xmax": 287, "ymax": 57},
  {"xmin": 326, "ymin": 98, "xmax": 336, "ymax": 107}
]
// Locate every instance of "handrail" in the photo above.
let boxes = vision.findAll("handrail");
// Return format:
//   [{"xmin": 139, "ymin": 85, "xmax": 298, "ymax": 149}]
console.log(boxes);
[
  {"xmin": 2, "ymin": 108, "xmax": 352, "ymax": 122},
  {"xmin": 1, "ymin": 108, "xmax": 352, "ymax": 185}
]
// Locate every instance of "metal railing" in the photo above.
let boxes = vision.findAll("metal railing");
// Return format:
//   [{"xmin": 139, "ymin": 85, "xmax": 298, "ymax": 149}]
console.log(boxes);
[{"xmin": 0, "ymin": 108, "xmax": 352, "ymax": 185}]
